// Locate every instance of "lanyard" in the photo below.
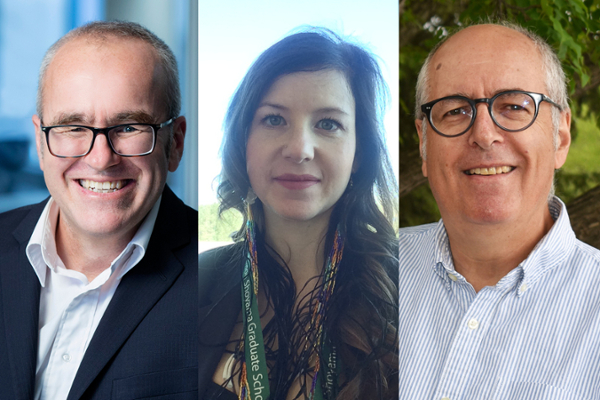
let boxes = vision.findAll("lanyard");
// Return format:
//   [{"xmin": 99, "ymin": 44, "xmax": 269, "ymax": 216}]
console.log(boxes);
[
  {"xmin": 317, "ymin": 339, "xmax": 340, "ymax": 400},
  {"xmin": 239, "ymin": 212, "xmax": 343, "ymax": 400},
  {"xmin": 240, "ymin": 252, "xmax": 270, "ymax": 400}
]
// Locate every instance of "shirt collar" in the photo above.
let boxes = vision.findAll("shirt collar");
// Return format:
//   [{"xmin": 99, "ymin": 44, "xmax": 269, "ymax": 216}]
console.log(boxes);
[
  {"xmin": 430, "ymin": 220, "xmax": 463, "ymax": 291},
  {"xmin": 518, "ymin": 196, "xmax": 575, "ymax": 293},
  {"xmin": 432, "ymin": 196, "xmax": 576, "ymax": 294},
  {"xmin": 26, "ymin": 195, "xmax": 162, "ymax": 287}
]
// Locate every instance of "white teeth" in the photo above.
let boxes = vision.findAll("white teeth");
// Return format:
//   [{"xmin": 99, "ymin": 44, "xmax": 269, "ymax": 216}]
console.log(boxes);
[
  {"xmin": 79, "ymin": 179, "xmax": 127, "ymax": 193},
  {"xmin": 467, "ymin": 166, "xmax": 513, "ymax": 176}
]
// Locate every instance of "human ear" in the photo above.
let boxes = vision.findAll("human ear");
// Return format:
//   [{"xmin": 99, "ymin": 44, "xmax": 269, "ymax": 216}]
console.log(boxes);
[
  {"xmin": 168, "ymin": 116, "xmax": 187, "ymax": 172},
  {"xmin": 32, "ymin": 115, "xmax": 45, "ymax": 171},
  {"xmin": 415, "ymin": 118, "xmax": 428, "ymax": 177},
  {"xmin": 554, "ymin": 110, "xmax": 571, "ymax": 169}
]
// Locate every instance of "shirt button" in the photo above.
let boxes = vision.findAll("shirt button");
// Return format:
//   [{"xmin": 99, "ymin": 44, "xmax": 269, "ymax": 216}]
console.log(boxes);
[
  {"xmin": 442, "ymin": 397, "xmax": 451, "ymax": 400},
  {"xmin": 468, "ymin": 318, "xmax": 479, "ymax": 330},
  {"xmin": 520, "ymin": 283, "xmax": 527, "ymax": 293},
  {"xmin": 448, "ymin": 273, "xmax": 457, "ymax": 281},
  {"xmin": 62, "ymin": 354, "xmax": 71, "ymax": 362}
]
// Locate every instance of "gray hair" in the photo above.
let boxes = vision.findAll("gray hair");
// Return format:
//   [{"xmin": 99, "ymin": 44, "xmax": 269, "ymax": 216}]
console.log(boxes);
[
  {"xmin": 36, "ymin": 20, "xmax": 180, "ymax": 122},
  {"xmin": 415, "ymin": 21, "xmax": 569, "ymax": 160}
]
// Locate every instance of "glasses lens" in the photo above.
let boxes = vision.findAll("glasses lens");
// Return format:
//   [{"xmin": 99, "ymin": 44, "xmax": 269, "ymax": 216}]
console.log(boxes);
[
  {"xmin": 109, "ymin": 124, "xmax": 155, "ymax": 156},
  {"xmin": 48, "ymin": 127, "xmax": 94, "ymax": 157},
  {"xmin": 430, "ymin": 98, "xmax": 473, "ymax": 136},
  {"xmin": 492, "ymin": 92, "xmax": 536, "ymax": 131}
]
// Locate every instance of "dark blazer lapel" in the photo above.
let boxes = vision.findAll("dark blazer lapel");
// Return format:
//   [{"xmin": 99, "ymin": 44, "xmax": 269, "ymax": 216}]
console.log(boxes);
[
  {"xmin": 198, "ymin": 281, "xmax": 241, "ymax": 394},
  {"xmin": 67, "ymin": 186, "xmax": 192, "ymax": 400},
  {"xmin": 0, "ymin": 201, "xmax": 46, "ymax": 400},
  {"xmin": 198, "ymin": 244, "xmax": 243, "ymax": 395}
]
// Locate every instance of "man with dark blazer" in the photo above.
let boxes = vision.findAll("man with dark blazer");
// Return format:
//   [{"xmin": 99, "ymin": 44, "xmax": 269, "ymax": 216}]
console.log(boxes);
[{"xmin": 0, "ymin": 21, "xmax": 197, "ymax": 400}]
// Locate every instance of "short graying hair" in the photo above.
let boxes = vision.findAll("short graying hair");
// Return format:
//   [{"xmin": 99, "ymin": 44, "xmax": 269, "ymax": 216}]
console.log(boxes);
[
  {"xmin": 36, "ymin": 20, "xmax": 180, "ymax": 122},
  {"xmin": 415, "ymin": 21, "xmax": 569, "ymax": 159}
]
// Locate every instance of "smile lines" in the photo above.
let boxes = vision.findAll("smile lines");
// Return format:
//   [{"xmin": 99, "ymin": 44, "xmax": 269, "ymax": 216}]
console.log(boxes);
[
  {"xmin": 79, "ymin": 179, "xmax": 128, "ymax": 193},
  {"xmin": 465, "ymin": 166, "xmax": 514, "ymax": 176}
]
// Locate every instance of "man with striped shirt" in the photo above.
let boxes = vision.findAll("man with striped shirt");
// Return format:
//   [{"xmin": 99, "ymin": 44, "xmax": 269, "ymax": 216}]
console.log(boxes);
[{"xmin": 399, "ymin": 22, "xmax": 600, "ymax": 399}]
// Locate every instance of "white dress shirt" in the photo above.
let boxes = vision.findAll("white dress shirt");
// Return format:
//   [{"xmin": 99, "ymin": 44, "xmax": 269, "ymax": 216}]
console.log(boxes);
[{"xmin": 26, "ymin": 196, "xmax": 161, "ymax": 400}]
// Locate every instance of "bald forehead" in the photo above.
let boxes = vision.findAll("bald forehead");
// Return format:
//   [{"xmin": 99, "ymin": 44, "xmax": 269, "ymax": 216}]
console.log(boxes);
[
  {"xmin": 427, "ymin": 24, "xmax": 545, "ymax": 99},
  {"xmin": 41, "ymin": 35, "xmax": 168, "ymax": 120},
  {"xmin": 52, "ymin": 35, "xmax": 159, "ymax": 66}
]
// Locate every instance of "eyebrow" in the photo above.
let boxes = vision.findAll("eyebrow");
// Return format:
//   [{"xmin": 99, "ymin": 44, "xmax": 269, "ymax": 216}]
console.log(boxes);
[
  {"xmin": 446, "ymin": 88, "xmax": 527, "ymax": 99},
  {"xmin": 257, "ymin": 102, "xmax": 288, "ymax": 111},
  {"xmin": 50, "ymin": 113, "xmax": 87, "ymax": 126},
  {"xmin": 257, "ymin": 103, "xmax": 350, "ymax": 116},
  {"xmin": 314, "ymin": 107, "xmax": 350, "ymax": 116},
  {"xmin": 112, "ymin": 111, "xmax": 156, "ymax": 124},
  {"xmin": 490, "ymin": 88, "xmax": 527, "ymax": 97},
  {"xmin": 48, "ymin": 110, "xmax": 156, "ymax": 126}
]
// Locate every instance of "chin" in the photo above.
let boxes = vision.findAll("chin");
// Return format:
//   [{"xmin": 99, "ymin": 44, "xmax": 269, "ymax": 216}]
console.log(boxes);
[
  {"xmin": 267, "ymin": 203, "xmax": 332, "ymax": 224},
  {"xmin": 278, "ymin": 210, "xmax": 320, "ymax": 222},
  {"xmin": 74, "ymin": 214, "xmax": 134, "ymax": 236},
  {"xmin": 464, "ymin": 204, "xmax": 517, "ymax": 225}
]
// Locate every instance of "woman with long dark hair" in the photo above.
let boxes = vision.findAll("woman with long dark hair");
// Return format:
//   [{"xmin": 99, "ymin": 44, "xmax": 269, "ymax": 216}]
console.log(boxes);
[{"xmin": 199, "ymin": 29, "xmax": 398, "ymax": 400}]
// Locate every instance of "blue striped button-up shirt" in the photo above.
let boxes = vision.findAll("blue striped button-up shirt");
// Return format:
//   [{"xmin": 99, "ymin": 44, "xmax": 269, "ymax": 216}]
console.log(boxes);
[{"xmin": 399, "ymin": 197, "xmax": 600, "ymax": 400}]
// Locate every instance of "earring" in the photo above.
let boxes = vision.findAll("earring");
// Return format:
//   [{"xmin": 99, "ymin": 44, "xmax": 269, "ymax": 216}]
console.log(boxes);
[
  {"xmin": 244, "ymin": 187, "xmax": 257, "ymax": 205},
  {"xmin": 349, "ymin": 176, "xmax": 354, "ymax": 188}
]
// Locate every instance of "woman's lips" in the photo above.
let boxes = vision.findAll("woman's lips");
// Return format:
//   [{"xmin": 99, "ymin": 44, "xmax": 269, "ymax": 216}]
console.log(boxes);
[{"xmin": 273, "ymin": 174, "xmax": 320, "ymax": 190}]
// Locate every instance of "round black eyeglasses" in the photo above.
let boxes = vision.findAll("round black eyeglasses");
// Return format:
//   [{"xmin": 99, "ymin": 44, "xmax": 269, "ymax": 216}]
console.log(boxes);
[
  {"xmin": 41, "ymin": 118, "xmax": 175, "ymax": 158},
  {"xmin": 420, "ymin": 90, "xmax": 562, "ymax": 138}
]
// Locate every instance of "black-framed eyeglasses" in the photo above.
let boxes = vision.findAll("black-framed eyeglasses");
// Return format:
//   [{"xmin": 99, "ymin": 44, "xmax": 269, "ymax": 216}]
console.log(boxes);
[
  {"xmin": 40, "ymin": 118, "xmax": 175, "ymax": 158},
  {"xmin": 420, "ymin": 90, "xmax": 562, "ymax": 138}
]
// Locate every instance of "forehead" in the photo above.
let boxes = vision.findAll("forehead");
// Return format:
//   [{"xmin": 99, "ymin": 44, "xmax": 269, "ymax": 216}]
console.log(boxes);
[
  {"xmin": 47, "ymin": 36, "xmax": 161, "ymax": 83},
  {"xmin": 42, "ymin": 36, "xmax": 165, "ymax": 122},
  {"xmin": 262, "ymin": 70, "xmax": 355, "ymax": 111},
  {"xmin": 427, "ymin": 25, "xmax": 546, "ymax": 100}
]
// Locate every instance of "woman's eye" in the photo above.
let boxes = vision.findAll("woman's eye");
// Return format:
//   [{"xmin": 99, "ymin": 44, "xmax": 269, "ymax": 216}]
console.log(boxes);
[
  {"xmin": 264, "ymin": 115, "xmax": 285, "ymax": 126},
  {"xmin": 316, "ymin": 119, "xmax": 340, "ymax": 131}
]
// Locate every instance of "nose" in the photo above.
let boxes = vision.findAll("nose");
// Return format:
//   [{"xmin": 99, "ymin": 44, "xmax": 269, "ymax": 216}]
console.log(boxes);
[
  {"xmin": 467, "ymin": 103, "xmax": 504, "ymax": 150},
  {"xmin": 281, "ymin": 124, "xmax": 314, "ymax": 163},
  {"xmin": 84, "ymin": 133, "xmax": 121, "ymax": 170}
]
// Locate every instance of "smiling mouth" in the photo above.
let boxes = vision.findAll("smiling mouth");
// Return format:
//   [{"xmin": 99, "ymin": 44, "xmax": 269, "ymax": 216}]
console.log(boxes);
[
  {"xmin": 79, "ymin": 179, "xmax": 130, "ymax": 193},
  {"xmin": 465, "ymin": 166, "xmax": 515, "ymax": 176}
]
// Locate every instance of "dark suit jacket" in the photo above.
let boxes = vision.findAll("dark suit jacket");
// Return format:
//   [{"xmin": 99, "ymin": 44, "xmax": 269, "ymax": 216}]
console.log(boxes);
[
  {"xmin": 0, "ymin": 185, "xmax": 198, "ymax": 400},
  {"xmin": 198, "ymin": 243, "xmax": 244, "ymax": 399}
]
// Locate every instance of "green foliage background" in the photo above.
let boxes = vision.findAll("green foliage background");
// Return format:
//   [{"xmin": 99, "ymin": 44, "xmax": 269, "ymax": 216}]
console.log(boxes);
[
  {"xmin": 198, "ymin": 203, "xmax": 242, "ymax": 242},
  {"xmin": 400, "ymin": 0, "xmax": 600, "ymax": 227}
]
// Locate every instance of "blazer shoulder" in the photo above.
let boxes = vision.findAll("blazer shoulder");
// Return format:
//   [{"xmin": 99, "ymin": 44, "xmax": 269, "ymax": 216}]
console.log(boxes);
[
  {"xmin": 199, "ymin": 242, "xmax": 243, "ymax": 269},
  {"xmin": 198, "ymin": 242, "xmax": 244, "ymax": 304},
  {"xmin": 153, "ymin": 187, "xmax": 198, "ymax": 259},
  {"xmin": 0, "ymin": 200, "xmax": 45, "ymax": 225},
  {"xmin": 0, "ymin": 199, "xmax": 48, "ymax": 245}
]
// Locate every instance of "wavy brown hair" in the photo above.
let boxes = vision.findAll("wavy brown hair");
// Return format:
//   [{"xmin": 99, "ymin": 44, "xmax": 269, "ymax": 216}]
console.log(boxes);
[{"xmin": 217, "ymin": 28, "xmax": 398, "ymax": 399}]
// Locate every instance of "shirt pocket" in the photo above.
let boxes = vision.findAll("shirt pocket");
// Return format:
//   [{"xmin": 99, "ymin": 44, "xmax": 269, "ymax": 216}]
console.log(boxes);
[
  {"xmin": 493, "ymin": 381, "xmax": 589, "ymax": 400},
  {"xmin": 111, "ymin": 367, "xmax": 198, "ymax": 400}
]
